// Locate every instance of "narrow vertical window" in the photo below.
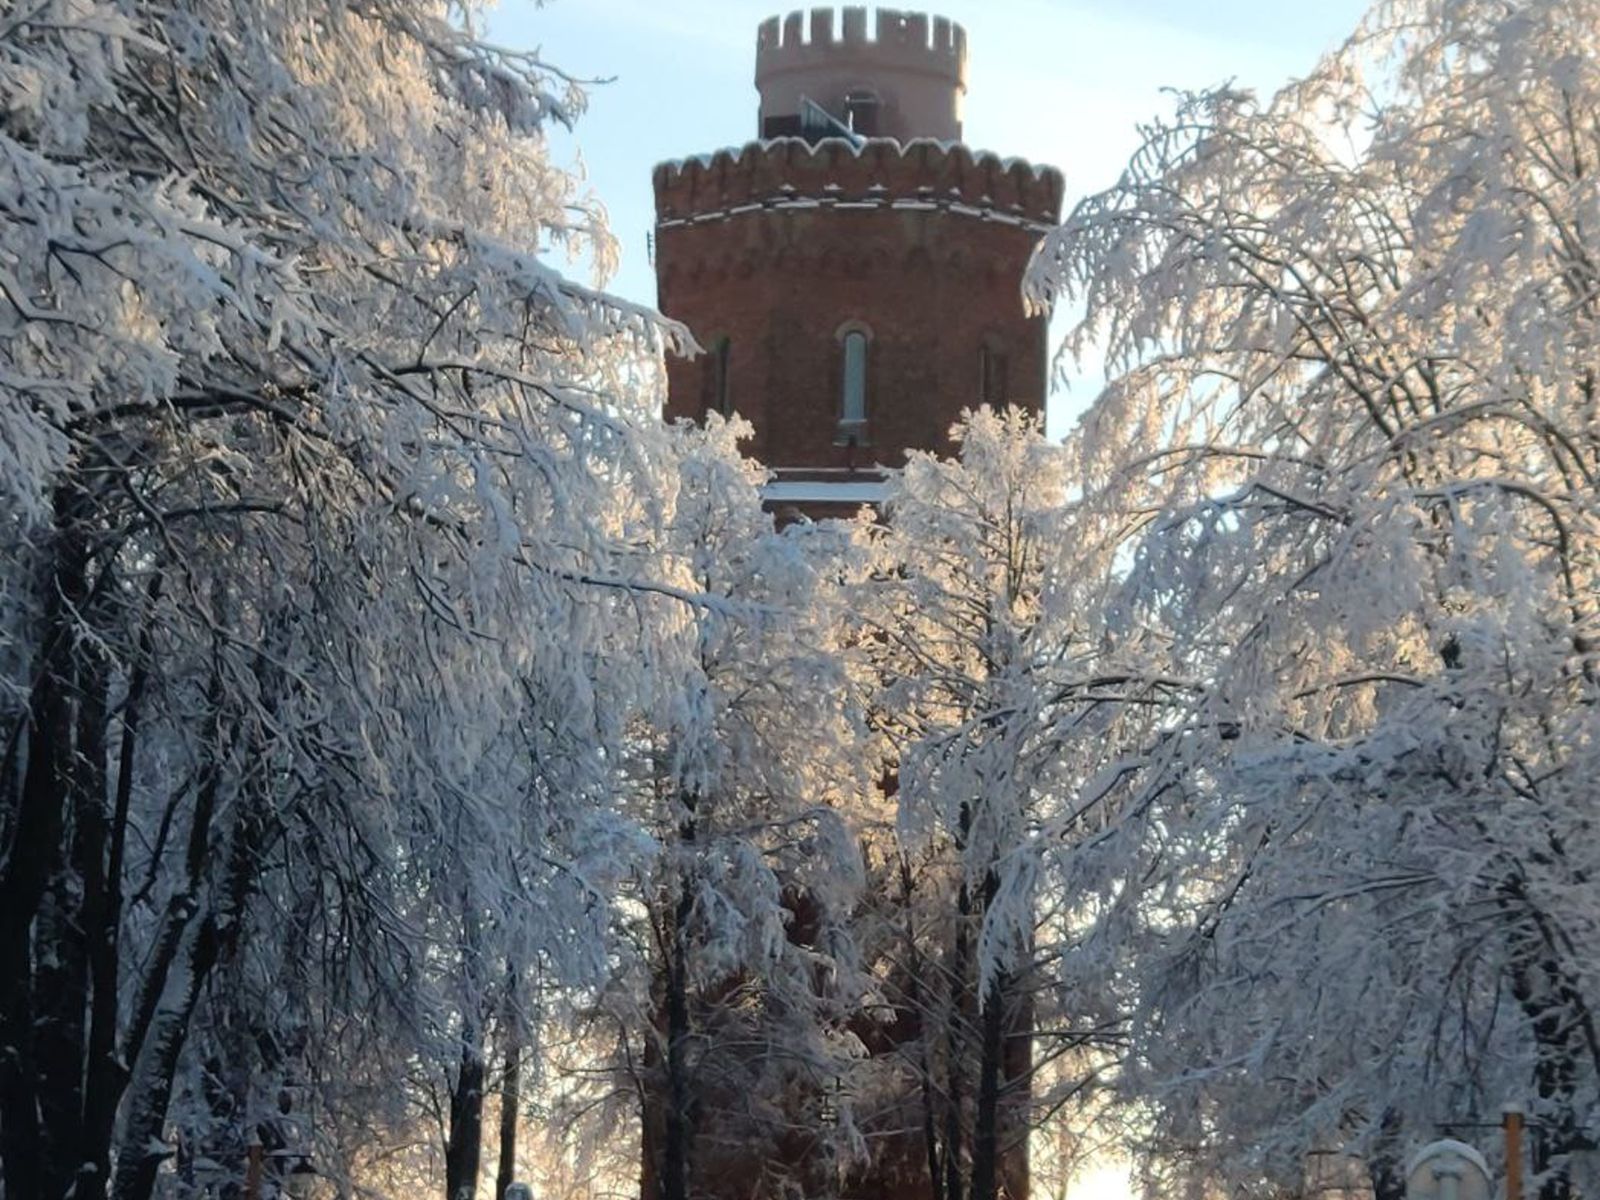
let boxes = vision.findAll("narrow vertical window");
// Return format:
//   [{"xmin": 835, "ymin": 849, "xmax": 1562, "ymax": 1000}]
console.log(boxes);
[
  {"xmin": 703, "ymin": 336, "xmax": 732, "ymax": 419},
  {"xmin": 841, "ymin": 330, "xmax": 868, "ymax": 427},
  {"xmin": 714, "ymin": 336, "xmax": 732, "ymax": 416},
  {"xmin": 980, "ymin": 343, "xmax": 1008, "ymax": 405}
]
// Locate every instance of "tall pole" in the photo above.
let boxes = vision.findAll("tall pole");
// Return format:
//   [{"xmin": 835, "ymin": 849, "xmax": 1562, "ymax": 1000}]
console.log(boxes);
[{"xmin": 1503, "ymin": 1106, "xmax": 1525, "ymax": 1200}]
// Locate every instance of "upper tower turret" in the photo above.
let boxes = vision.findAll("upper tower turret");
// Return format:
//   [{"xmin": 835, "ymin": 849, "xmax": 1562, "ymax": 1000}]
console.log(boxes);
[{"xmin": 755, "ymin": 8, "xmax": 967, "ymax": 142}]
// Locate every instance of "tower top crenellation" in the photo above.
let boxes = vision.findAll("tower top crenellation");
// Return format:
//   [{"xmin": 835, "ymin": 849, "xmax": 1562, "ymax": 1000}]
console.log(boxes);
[
  {"xmin": 755, "ymin": 9, "xmax": 967, "ymax": 75},
  {"xmin": 754, "ymin": 8, "xmax": 968, "ymax": 142}
]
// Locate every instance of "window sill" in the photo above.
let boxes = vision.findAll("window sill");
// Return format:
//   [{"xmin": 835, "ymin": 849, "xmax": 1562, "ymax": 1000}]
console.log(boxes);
[{"xmin": 834, "ymin": 420, "xmax": 870, "ymax": 448}]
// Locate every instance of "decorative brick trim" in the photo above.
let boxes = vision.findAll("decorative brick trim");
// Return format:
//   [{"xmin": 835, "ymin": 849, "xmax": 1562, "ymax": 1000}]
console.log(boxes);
[{"xmin": 654, "ymin": 138, "xmax": 1064, "ymax": 227}]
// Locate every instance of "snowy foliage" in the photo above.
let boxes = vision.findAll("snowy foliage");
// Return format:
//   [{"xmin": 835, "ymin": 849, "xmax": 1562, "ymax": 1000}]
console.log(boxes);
[
  {"xmin": 1027, "ymin": 2, "xmax": 1600, "ymax": 1197},
  {"xmin": 843, "ymin": 409, "xmax": 1136, "ymax": 1200},
  {"xmin": 11, "ymin": 0, "xmax": 1600, "ymax": 1198},
  {"xmin": 0, "ymin": 0, "xmax": 708, "ymax": 1197}
]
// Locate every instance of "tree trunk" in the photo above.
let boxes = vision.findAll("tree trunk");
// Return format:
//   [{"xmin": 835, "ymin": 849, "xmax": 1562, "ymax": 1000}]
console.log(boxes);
[
  {"xmin": 0, "ymin": 508, "xmax": 87, "ymax": 1200},
  {"xmin": 1368, "ymin": 1108, "xmax": 1406, "ymax": 1200},
  {"xmin": 37, "ymin": 652, "xmax": 111, "ymax": 1200},
  {"xmin": 661, "ymin": 873, "xmax": 695, "ymax": 1200},
  {"xmin": 971, "ymin": 862, "xmax": 1007, "ymax": 1200},
  {"xmin": 971, "ymin": 970, "xmax": 1007, "ymax": 1200},
  {"xmin": 81, "ymin": 609, "xmax": 157, "ymax": 1200},
  {"xmin": 445, "ymin": 1032, "xmax": 487, "ymax": 1200},
  {"xmin": 495, "ymin": 986, "xmax": 521, "ymax": 1200},
  {"xmin": 899, "ymin": 855, "xmax": 946, "ymax": 1200},
  {"xmin": 999, "ymin": 974, "xmax": 1032, "ymax": 1200},
  {"xmin": 111, "ymin": 909, "xmax": 222, "ymax": 1200},
  {"xmin": 112, "ymin": 659, "xmax": 262, "ymax": 1200},
  {"xmin": 942, "ymin": 872, "xmax": 973, "ymax": 1200},
  {"xmin": 659, "ymin": 792, "xmax": 699, "ymax": 1200},
  {"xmin": 1502, "ymin": 873, "xmax": 1600, "ymax": 1200}
]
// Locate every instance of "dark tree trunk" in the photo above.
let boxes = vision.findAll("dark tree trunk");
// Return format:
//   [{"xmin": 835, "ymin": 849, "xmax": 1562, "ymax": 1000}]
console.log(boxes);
[
  {"xmin": 1368, "ymin": 1108, "xmax": 1406, "ymax": 1200},
  {"xmin": 999, "ymin": 978, "xmax": 1032, "ymax": 1200},
  {"xmin": 446, "ymin": 889, "xmax": 491, "ymax": 1200},
  {"xmin": 659, "ymin": 791, "xmax": 699, "ymax": 1200},
  {"xmin": 1510, "ymin": 942, "xmax": 1590, "ymax": 1200},
  {"xmin": 971, "ymin": 865, "xmax": 1006, "ymax": 1200},
  {"xmin": 121, "ymin": 634, "xmax": 278, "ymax": 1200},
  {"xmin": 661, "ymin": 874, "xmax": 695, "ymax": 1200},
  {"xmin": 0, "ymin": 506, "xmax": 88, "ymax": 1200},
  {"xmin": 112, "ymin": 649, "xmax": 264, "ymax": 1200},
  {"xmin": 1501, "ymin": 873, "xmax": 1600, "ymax": 1200},
  {"xmin": 111, "ymin": 911, "xmax": 222, "ymax": 1200},
  {"xmin": 942, "ymin": 872, "xmax": 973, "ymax": 1200},
  {"xmin": 899, "ymin": 855, "xmax": 946, "ymax": 1200},
  {"xmin": 81, "ymin": 606, "xmax": 157, "ymax": 1200},
  {"xmin": 971, "ymin": 971, "xmax": 1007, "ymax": 1200},
  {"xmin": 34, "ymin": 857, "xmax": 89, "ymax": 1200},
  {"xmin": 445, "ymin": 1032, "xmax": 487, "ymax": 1200},
  {"xmin": 495, "ymin": 978, "xmax": 521, "ymax": 1200},
  {"xmin": 35, "ymin": 655, "xmax": 109, "ymax": 1200}
]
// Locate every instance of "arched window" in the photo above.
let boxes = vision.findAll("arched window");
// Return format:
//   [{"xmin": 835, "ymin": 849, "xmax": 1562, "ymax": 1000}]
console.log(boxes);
[
  {"xmin": 702, "ymin": 335, "xmax": 732, "ymax": 419},
  {"xmin": 836, "ymin": 323, "xmax": 870, "ymax": 444},
  {"xmin": 979, "ymin": 340, "xmax": 1009, "ymax": 405}
]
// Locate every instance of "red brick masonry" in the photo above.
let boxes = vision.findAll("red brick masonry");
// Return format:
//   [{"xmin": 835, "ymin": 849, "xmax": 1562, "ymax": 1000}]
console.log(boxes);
[{"xmin": 656, "ymin": 138, "xmax": 1064, "ymax": 474}]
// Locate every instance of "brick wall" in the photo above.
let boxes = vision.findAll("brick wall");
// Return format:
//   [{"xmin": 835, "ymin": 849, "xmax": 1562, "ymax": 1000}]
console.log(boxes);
[{"xmin": 655, "ymin": 139, "xmax": 1062, "ymax": 471}]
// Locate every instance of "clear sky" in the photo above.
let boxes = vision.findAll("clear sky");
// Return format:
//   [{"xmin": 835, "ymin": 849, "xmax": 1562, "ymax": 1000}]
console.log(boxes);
[{"xmin": 486, "ymin": 0, "xmax": 1371, "ymax": 435}]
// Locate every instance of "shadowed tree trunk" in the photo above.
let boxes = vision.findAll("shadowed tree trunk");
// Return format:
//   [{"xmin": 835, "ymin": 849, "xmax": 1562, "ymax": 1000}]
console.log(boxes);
[
  {"xmin": 445, "ymin": 1028, "xmax": 487, "ymax": 1200},
  {"xmin": 495, "ymin": 973, "xmax": 521, "ymax": 1200},
  {"xmin": 0, "ymin": 490, "xmax": 89, "ymax": 1200},
  {"xmin": 113, "ymin": 630, "xmax": 275, "ymax": 1200},
  {"xmin": 1506, "ymin": 893, "xmax": 1600, "ymax": 1200},
  {"xmin": 652, "ymin": 788, "xmax": 700, "ymax": 1200},
  {"xmin": 971, "ymin": 867, "xmax": 1006, "ymax": 1200},
  {"xmin": 80, "ymin": 593, "xmax": 158, "ymax": 1200}
]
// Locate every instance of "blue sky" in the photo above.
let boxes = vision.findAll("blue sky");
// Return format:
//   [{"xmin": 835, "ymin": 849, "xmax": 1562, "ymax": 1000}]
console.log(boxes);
[{"xmin": 486, "ymin": 0, "xmax": 1370, "ymax": 434}]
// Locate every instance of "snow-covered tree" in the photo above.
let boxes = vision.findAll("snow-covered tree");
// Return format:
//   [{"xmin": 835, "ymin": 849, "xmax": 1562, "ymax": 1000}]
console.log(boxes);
[
  {"xmin": 1027, "ymin": 2, "xmax": 1600, "ymax": 1197},
  {"xmin": 0, "ymin": 1, "xmax": 694, "ymax": 1197},
  {"xmin": 848, "ymin": 409, "xmax": 1140, "ymax": 1200},
  {"xmin": 613, "ymin": 415, "xmax": 874, "ymax": 1200}
]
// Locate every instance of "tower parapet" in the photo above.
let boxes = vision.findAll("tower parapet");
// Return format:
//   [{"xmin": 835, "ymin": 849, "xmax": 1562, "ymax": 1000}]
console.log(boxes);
[
  {"xmin": 655, "ymin": 139, "xmax": 1062, "ymax": 230},
  {"xmin": 755, "ymin": 8, "xmax": 967, "ymax": 141}
]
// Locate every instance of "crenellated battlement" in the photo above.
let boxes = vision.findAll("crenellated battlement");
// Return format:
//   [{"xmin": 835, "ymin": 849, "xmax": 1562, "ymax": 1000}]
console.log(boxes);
[
  {"xmin": 654, "ymin": 138, "xmax": 1063, "ymax": 229},
  {"xmin": 755, "ymin": 8, "xmax": 966, "ymax": 77},
  {"xmin": 754, "ymin": 8, "xmax": 968, "ymax": 140}
]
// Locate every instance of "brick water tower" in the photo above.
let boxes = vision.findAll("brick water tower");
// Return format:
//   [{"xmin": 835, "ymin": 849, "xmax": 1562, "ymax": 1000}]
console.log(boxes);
[{"xmin": 654, "ymin": 7, "xmax": 1063, "ymax": 517}]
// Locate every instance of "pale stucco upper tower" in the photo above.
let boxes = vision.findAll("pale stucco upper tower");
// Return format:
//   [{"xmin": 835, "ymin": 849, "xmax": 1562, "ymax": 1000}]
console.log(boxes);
[{"xmin": 755, "ymin": 8, "xmax": 968, "ymax": 142}]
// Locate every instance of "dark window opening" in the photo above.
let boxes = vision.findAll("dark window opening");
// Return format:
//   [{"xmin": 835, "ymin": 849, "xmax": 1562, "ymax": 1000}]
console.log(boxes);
[
  {"xmin": 980, "ymin": 343, "xmax": 1009, "ymax": 405},
  {"xmin": 703, "ymin": 336, "xmax": 732, "ymax": 419},
  {"xmin": 844, "ymin": 90, "xmax": 881, "ymax": 136},
  {"xmin": 764, "ymin": 98, "xmax": 863, "ymax": 146},
  {"xmin": 837, "ymin": 328, "xmax": 869, "ymax": 445},
  {"xmin": 762, "ymin": 114, "xmax": 804, "ymax": 139}
]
